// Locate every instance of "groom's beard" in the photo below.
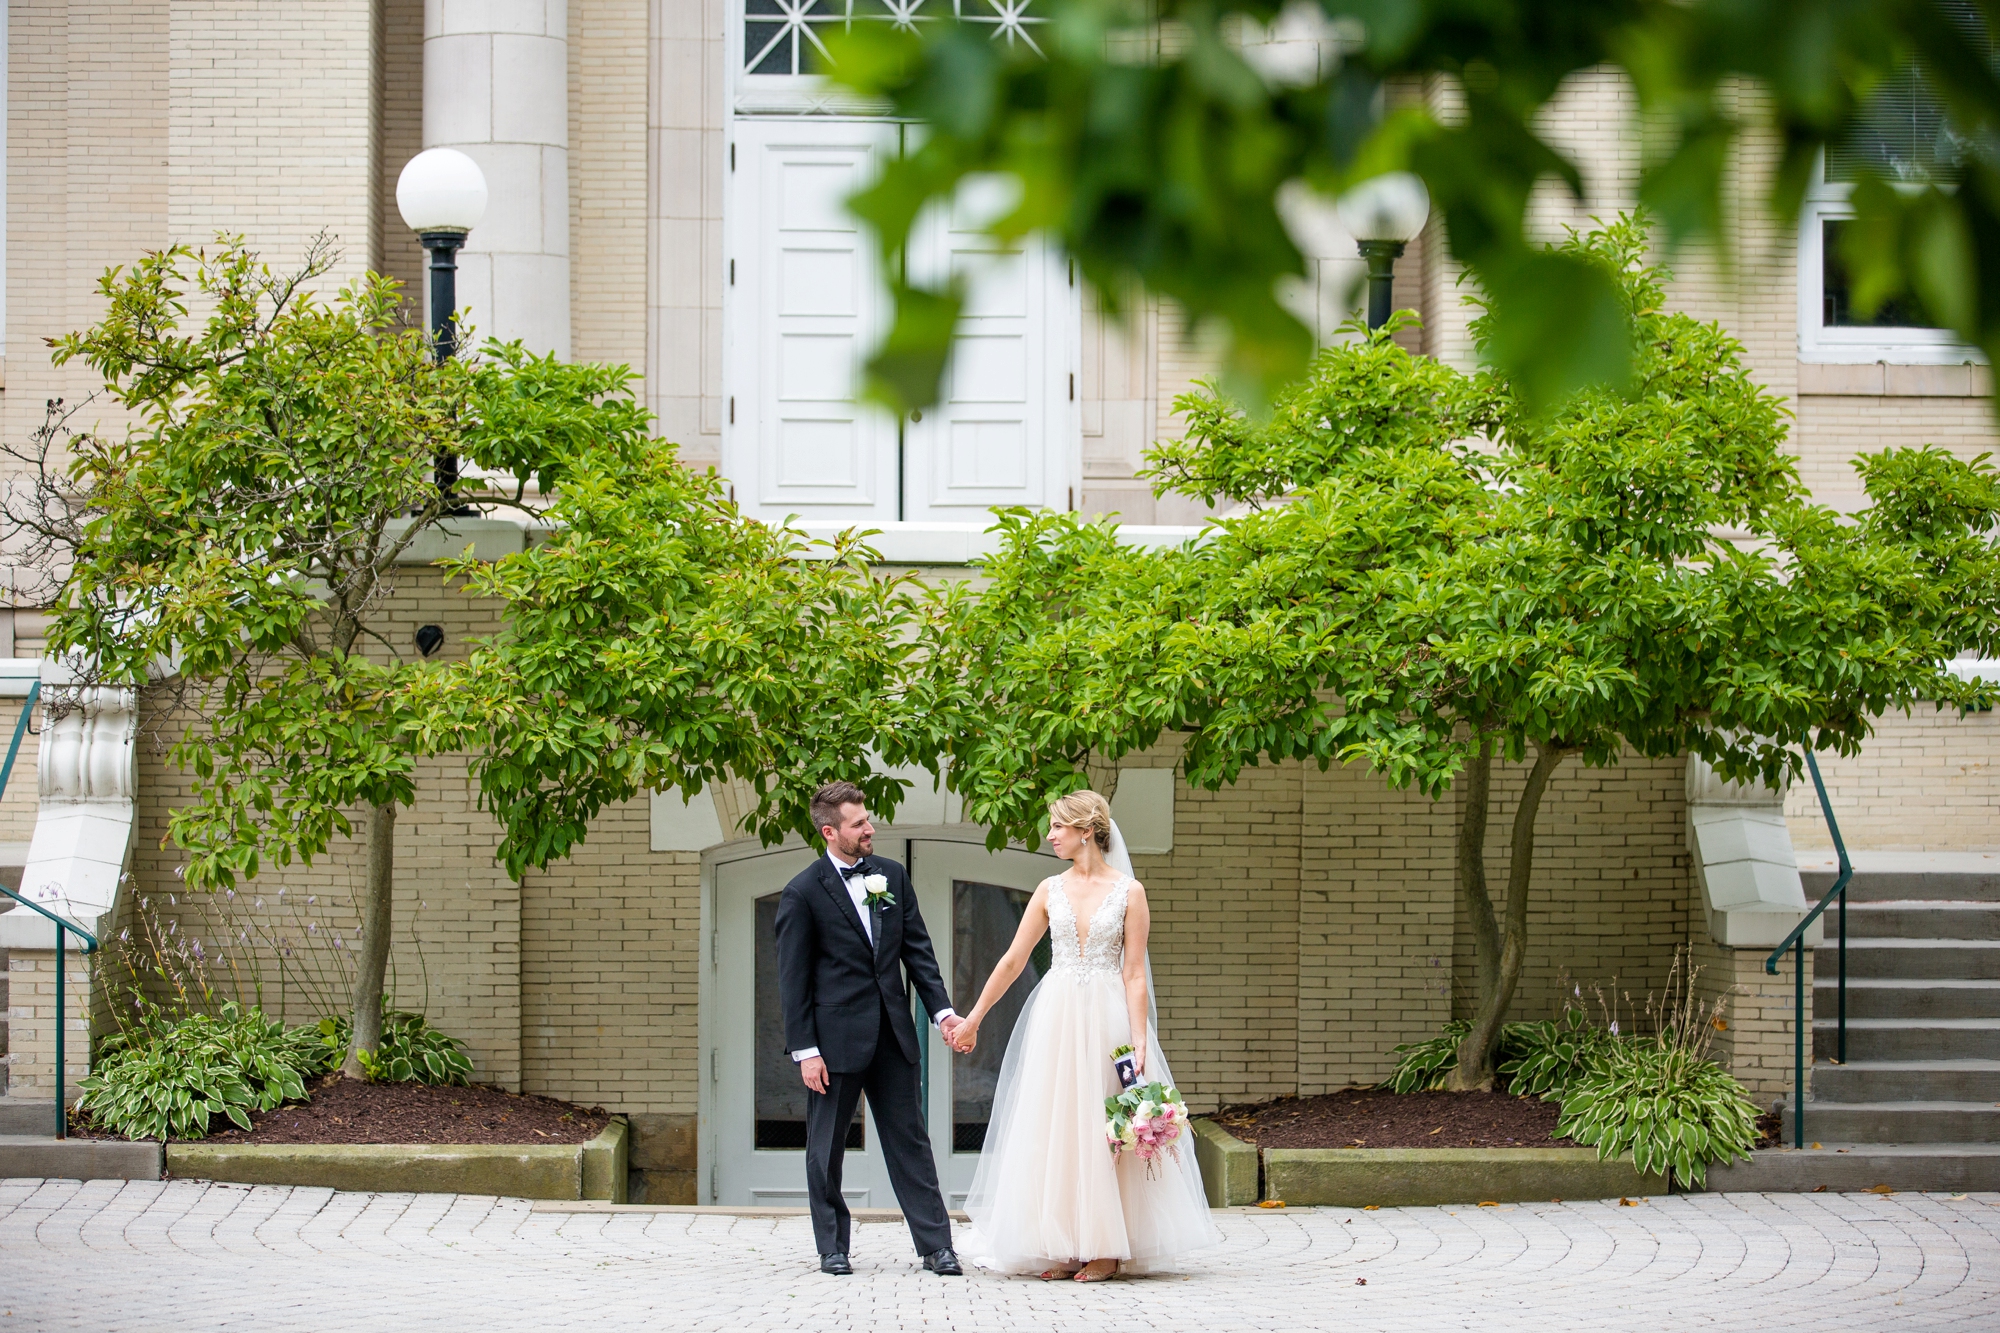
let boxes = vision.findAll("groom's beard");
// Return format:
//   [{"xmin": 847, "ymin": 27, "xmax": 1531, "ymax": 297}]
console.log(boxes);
[{"xmin": 833, "ymin": 829, "xmax": 873, "ymax": 860}]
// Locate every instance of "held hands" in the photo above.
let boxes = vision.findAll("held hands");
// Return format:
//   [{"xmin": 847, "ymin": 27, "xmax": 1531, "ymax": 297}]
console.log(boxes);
[{"xmin": 945, "ymin": 1015, "xmax": 979, "ymax": 1054}]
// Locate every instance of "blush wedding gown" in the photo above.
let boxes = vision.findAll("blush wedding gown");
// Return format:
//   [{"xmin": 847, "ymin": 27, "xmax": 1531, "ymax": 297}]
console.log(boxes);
[{"xmin": 961, "ymin": 867, "xmax": 1222, "ymax": 1274}]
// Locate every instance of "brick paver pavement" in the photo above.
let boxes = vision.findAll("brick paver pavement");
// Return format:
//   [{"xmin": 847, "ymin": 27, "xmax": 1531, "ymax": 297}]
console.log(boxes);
[{"xmin": 4, "ymin": 1180, "xmax": 1998, "ymax": 1330}]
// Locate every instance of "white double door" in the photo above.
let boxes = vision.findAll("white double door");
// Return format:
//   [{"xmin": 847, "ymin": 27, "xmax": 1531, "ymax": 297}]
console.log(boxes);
[
  {"xmin": 710, "ymin": 837, "xmax": 1061, "ymax": 1208},
  {"xmin": 722, "ymin": 116, "xmax": 1080, "ymax": 524}
]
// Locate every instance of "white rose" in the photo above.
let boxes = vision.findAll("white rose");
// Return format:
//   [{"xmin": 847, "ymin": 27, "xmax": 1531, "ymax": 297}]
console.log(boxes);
[{"xmin": 862, "ymin": 874, "xmax": 889, "ymax": 896}]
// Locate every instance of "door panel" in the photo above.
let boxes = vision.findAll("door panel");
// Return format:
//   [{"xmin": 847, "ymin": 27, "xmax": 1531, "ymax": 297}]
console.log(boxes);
[{"xmin": 724, "ymin": 118, "xmax": 900, "ymax": 522}]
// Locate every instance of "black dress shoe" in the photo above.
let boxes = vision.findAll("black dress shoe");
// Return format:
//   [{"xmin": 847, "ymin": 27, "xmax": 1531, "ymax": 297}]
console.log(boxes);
[
  {"xmin": 820, "ymin": 1253, "xmax": 853, "ymax": 1275},
  {"xmin": 922, "ymin": 1248, "xmax": 964, "ymax": 1276}
]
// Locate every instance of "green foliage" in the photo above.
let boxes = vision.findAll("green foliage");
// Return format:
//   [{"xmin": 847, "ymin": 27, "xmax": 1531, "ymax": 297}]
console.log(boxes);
[
  {"xmin": 318, "ymin": 1010, "xmax": 474, "ymax": 1086},
  {"xmin": 1495, "ymin": 1008, "xmax": 1619, "ymax": 1100},
  {"xmin": 424, "ymin": 439, "xmax": 919, "ymax": 874},
  {"xmin": 1557, "ymin": 1043, "xmax": 1761, "ymax": 1190},
  {"xmin": 75, "ymin": 1001, "xmax": 324, "ymax": 1141},
  {"xmin": 1382, "ymin": 1021, "xmax": 1474, "ymax": 1094},
  {"xmin": 822, "ymin": 0, "xmax": 2000, "ymax": 415}
]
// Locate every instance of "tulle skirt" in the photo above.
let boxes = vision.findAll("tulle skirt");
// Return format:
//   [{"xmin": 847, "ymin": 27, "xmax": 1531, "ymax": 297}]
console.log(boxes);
[{"xmin": 961, "ymin": 968, "xmax": 1222, "ymax": 1274}]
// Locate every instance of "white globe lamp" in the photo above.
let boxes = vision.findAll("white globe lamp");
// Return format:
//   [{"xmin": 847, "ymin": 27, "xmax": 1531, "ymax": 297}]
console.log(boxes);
[{"xmin": 1336, "ymin": 172, "xmax": 1431, "ymax": 330}]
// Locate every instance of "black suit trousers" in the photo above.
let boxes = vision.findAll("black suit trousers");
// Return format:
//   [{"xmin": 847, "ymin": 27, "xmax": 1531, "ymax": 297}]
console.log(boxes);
[{"xmin": 804, "ymin": 999, "xmax": 952, "ymax": 1258}]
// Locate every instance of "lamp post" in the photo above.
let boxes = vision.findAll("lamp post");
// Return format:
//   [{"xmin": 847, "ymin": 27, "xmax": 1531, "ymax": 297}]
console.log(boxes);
[
  {"xmin": 395, "ymin": 148, "xmax": 489, "ymax": 501},
  {"xmin": 1337, "ymin": 172, "xmax": 1431, "ymax": 331}
]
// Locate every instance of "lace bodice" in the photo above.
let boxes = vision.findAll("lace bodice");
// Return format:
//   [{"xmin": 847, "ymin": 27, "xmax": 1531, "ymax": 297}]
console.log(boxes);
[{"xmin": 1047, "ymin": 874, "xmax": 1130, "ymax": 979}]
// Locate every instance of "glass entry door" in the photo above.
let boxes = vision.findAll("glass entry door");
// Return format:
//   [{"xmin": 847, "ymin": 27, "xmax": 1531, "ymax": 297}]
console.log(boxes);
[
  {"xmin": 907, "ymin": 840, "xmax": 1063, "ymax": 1207},
  {"xmin": 710, "ymin": 837, "xmax": 1061, "ymax": 1207}
]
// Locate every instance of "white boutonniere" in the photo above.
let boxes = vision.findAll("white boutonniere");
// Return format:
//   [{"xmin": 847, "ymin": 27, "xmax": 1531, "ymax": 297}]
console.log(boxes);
[{"xmin": 860, "ymin": 873, "xmax": 894, "ymax": 908}]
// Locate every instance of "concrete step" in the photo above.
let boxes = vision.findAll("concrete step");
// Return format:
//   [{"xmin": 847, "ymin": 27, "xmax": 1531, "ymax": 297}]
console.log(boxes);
[
  {"xmin": 1702, "ymin": 1142, "xmax": 2000, "ymax": 1193},
  {"xmin": 1785, "ymin": 1101, "xmax": 2000, "ymax": 1143},
  {"xmin": 0, "ymin": 1099, "xmax": 67, "ymax": 1135},
  {"xmin": 1815, "ymin": 1018, "xmax": 2000, "ymax": 1062},
  {"xmin": 1840, "ymin": 901, "xmax": 2000, "ymax": 940},
  {"xmin": 0, "ymin": 1135, "xmax": 162, "ymax": 1182},
  {"xmin": 1803, "ymin": 859, "xmax": 2000, "ymax": 905},
  {"xmin": 1819, "ymin": 979, "xmax": 2000, "ymax": 1020},
  {"xmin": 1813, "ymin": 1059, "xmax": 2000, "ymax": 1104},
  {"xmin": 1841, "ymin": 939, "xmax": 2000, "ymax": 980}
]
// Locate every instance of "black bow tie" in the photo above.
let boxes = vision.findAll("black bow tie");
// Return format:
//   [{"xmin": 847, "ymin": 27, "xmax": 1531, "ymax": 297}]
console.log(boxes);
[{"xmin": 839, "ymin": 863, "xmax": 867, "ymax": 880}]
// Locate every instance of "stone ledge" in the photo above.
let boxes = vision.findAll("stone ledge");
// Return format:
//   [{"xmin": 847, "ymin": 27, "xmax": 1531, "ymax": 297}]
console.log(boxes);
[
  {"xmin": 1797, "ymin": 361, "xmax": 1991, "ymax": 397},
  {"xmin": 1192, "ymin": 1118, "xmax": 1260, "ymax": 1207},
  {"xmin": 165, "ymin": 1117, "xmax": 627, "ymax": 1201},
  {"xmin": 1262, "ymin": 1147, "xmax": 1669, "ymax": 1207},
  {"xmin": 0, "ymin": 1134, "xmax": 163, "ymax": 1181}
]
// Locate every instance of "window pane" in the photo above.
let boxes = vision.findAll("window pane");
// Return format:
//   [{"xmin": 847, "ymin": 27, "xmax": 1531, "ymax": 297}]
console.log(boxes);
[
  {"xmin": 755, "ymin": 892, "xmax": 863, "ymax": 1150},
  {"xmin": 952, "ymin": 878, "xmax": 1050, "ymax": 1152},
  {"xmin": 1825, "ymin": 5, "xmax": 1990, "ymax": 184},
  {"xmin": 1821, "ymin": 219, "xmax": 1940, "ymax": 329}
]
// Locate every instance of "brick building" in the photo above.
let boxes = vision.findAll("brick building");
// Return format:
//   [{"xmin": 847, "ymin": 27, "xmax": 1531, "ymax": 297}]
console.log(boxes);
[{"xmin": 0, "ymin": 4, "xmax": 1994, "ymax": 1204}]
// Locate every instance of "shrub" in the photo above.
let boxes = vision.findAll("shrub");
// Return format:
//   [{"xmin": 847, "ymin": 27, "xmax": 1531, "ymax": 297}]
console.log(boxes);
[
  {"xmin": 76, "ymin": 1001, "xmax": 321, "ymax": 1140},
  {"xmin": 1496, "ymin": 1007, "xmax": 1619, "ymax": 1099},
  {"xmin": 1557, "ymin": 1040, "xmax": 1760, "ymax": 1189},
  {"xmin": 1382, "ymin": 1020, "xmax": 1474, "ymax": 1093},
  {"xmin": 317, "ymin": 1008, "xmax": 474, "ymax": 1086}
]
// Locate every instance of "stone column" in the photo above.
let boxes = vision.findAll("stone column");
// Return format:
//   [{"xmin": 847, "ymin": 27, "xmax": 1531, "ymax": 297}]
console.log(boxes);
[{"xmin": 423, "ymin": 0, "xmax": 571, "ymax": 358}]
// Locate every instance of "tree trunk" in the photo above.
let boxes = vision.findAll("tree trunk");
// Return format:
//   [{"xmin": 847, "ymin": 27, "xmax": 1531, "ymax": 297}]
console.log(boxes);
[
  {"xmin": 341, "ymin": 801, "xmax": 396, "ymax": 1080},
  {"xmin": 1456, "ymin": 738, "xmax": 1498, "ymax": 1010},
  {"xmin": 1447, "ymin": 744, "xmax": 1566, "ymax": 1091}
]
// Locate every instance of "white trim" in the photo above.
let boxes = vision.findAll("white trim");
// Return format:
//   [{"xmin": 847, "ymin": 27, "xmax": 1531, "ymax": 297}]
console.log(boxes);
[
  {"xmin": 1797, "ymin": 176, "xmax": 1984, "ymax": 366},
  {"xmin": 787, "ymin": 519, "xmax": 1207, "ymax": 564}
]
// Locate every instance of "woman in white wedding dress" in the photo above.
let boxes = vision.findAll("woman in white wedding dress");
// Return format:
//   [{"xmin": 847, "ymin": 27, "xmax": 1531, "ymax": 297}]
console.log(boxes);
[{"xmin": 948, "ymin": 790, "xmax": 1221, "ymax": 1281}]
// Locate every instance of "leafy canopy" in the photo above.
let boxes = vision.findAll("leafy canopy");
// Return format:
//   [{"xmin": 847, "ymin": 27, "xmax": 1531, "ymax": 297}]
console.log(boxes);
[
  {"xmin": 891, "ymin": 216, "xmax": 2000, "ymax": 846},
  {"xmin": 826, "ymin": 0, "xmax": 2000, "ymax": 414}
]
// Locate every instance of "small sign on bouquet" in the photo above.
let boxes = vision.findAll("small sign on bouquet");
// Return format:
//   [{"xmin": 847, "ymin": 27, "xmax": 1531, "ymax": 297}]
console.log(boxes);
[
  {"xmin": 1112, "ymin": 1043, "xmax": 1139, "ymax": 1089},
  {"xmin": 1104, "ymin": 1053, "xmax": 1186, "ymax": 1179}
]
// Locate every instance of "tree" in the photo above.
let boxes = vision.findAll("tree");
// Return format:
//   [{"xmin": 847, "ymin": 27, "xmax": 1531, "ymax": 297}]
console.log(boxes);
[
  {"xmin": 891, "ymin": 217, "xmax": 2000, "ymax": 1087},
  {"xmin": 826, "ymin": 0, "xmax": 2000, "ymax": 415},
  {"xmin": 2, "ymin": 240, "xmax": 681, "ymax": 1078},
  {"xmin": 418, "ymin": 448, "xmax": 920, "ymax": 878}
]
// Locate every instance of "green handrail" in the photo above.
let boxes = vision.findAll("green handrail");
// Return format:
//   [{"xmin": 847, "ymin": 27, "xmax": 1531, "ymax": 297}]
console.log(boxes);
[
  {"xmin": 0, "ymin": 885, "xmax": 99, "ymax": 1138},
  {"xmin": 1763, "ymin": 750, "xmax": 1851, "ymax": 1150},
  {"xmin": 0, "ymin": 678, "xmax": 104, "ymax": 1139}
]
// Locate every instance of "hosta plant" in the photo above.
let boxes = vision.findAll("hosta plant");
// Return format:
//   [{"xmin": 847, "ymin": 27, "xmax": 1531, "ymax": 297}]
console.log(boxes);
[
  {"xmin": 1497, "ymin": 1007, "xmax": 1619, "ymax": 1099},
  {"xmin": 1556, "ymin": 1042, "xmax": 1760, "ymax": 1189},
  {"xmin": 76, "ymin": 1001, "xmax": 316, "ymax": 1140},
  {"xmin": 318, "ymin": 1008, "xmax": 474, "ymax": 1086},
  {"xmin": 1382, "ymin": 1021, "xmax": 1476, "ymax": 1093}
]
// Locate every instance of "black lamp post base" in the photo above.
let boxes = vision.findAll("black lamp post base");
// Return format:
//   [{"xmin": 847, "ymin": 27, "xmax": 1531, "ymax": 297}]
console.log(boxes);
[{"xmin": 1356, "ymin": 239, "xmax": 1407, "ymax": 332}]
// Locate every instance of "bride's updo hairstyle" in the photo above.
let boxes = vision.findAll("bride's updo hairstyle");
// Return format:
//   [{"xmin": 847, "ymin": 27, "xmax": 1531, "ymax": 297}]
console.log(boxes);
[{"xmin": 1048, "ymin": 790, "xmax": 1113, "ymax": 853}]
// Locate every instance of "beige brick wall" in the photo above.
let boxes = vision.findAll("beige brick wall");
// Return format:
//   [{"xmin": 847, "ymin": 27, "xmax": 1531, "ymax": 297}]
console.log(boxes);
[
  {"xmin": 519, "ymin": 802, "xmax": 702, "ymax": 1113},
  {"xmin": 1786, "ymin": 706, "xmax": 2000, "ymax": 853},
  {"xmin": 5, "ymin": 948, "xmax": 92, "ymax": 1104},
  {"xmin": 570, "ymin": 0, "xmax": 650, "ymax": 375},
  {"xmin": 376, "ymin": 0, "xmax": 426, "ymax": 308},
  {"xmin": 1457, "ymin": 753, "xmax": 1690, "ymax": 1027},
  {"xmin": 647, "ymin": 0, "xmax": 726, "ymax": 462}
]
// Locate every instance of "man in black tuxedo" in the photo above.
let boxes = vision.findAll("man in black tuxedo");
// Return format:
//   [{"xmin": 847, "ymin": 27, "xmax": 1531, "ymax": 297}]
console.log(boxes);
[{"xmin": 774, "ymin": 781, "xmax": 964, "ymax": 1276}]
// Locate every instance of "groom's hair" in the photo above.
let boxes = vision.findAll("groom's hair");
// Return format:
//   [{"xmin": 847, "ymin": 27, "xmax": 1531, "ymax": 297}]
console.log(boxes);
[{"xmin": 810, "ymin": 780, "xmax": 868, "ymax": 837}]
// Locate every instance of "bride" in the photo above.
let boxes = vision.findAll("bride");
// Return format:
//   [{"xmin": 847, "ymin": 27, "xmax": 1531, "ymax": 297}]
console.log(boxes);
[{"xmin": 947, "ymin": 790, "xmax": 1221, "ymax": 1280}]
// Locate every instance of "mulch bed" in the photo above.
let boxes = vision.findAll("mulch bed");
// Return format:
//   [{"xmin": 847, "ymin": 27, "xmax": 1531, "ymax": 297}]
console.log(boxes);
[
  {"xmin": 75, "ymin": 1077, "xmax": 610, "ymax": 1146},
  {"xmin": 1211, "ymin": 1087, "xmax": 1577, "ymax": 1150}
]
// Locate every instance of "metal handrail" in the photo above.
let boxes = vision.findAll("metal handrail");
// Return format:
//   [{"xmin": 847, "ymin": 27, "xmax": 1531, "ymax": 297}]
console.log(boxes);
[
  {"xmin": 0, "ymin": 885, "xmax": 99, "ymax": 1138},
  {"xmin": 0, "ymin": 678, "xmax": 104, "ymax": 1138},
  {"xmin": 1764, "ymin": 749, "xmax": 1851, "ymax": 1149}
]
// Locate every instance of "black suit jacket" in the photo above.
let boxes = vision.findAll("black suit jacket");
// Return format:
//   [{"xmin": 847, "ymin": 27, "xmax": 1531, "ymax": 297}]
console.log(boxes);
[{"xmin": 773, "ymin": 854, "xmax": 952, "ymax": 1074}]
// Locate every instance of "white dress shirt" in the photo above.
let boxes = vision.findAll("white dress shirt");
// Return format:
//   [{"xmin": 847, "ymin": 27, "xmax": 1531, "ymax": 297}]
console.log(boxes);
[{"xmin": 790, "ymin": 849, "xmax": 955, "ymax": 1064}]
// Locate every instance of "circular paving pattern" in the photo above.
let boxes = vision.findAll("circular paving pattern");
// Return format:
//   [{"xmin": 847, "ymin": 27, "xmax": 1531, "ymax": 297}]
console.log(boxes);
[{"xmin": 4, "ymin": 1179, "xmax": 1998, "ymax": 1331}]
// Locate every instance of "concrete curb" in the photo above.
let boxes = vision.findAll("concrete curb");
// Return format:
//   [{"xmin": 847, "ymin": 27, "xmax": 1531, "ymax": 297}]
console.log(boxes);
[
  {"xmin": 1262, "ymin": 1145, "xmax": 1669, "ymax": 1207},
  {"xmin": 166, "ymin": 1116, "xmax": 628, "ymax": 1200},
  {"xmin": 0, "ymin": 1134, "xmax": 165, "ymax": 1181},
  {"xmin": 1192, "ymin": 1118, "xmax": 1259, "ymax": 1207}
]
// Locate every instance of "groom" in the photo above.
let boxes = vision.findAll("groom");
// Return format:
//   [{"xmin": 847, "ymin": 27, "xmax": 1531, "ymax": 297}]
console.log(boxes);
[{"xmin": 774, "ymin": 781, "xmax": 964, "ymax": 1277}]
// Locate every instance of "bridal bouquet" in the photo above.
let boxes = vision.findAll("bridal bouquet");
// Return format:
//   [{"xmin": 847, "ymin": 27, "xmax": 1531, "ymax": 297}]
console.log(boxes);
[{"xmin": 1104, "ymin": 1062, "xmax": 1187, "ymax": 1179}]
